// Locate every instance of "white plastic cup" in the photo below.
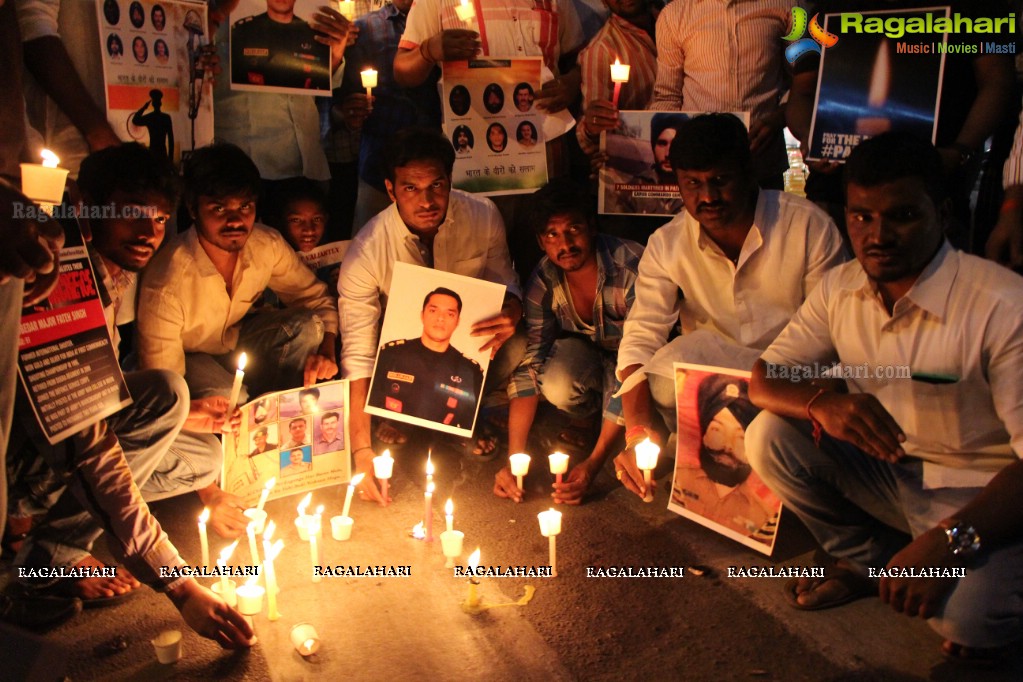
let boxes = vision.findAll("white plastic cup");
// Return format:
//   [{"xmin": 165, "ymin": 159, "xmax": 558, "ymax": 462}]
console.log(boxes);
[
  {"xmin": 151, "ymin": 629, "xmax": 182, "ymax": 664},
  {"xmin": 211, "ymin": 579, "xmax": 237, "ymax": 607},
  {"xmin": 440, "ymin": 529, "xmax": 464, "ymax": 558},
  {"xmin": 290, "ymin": 622, "xmax": 321, "ymax": 656},
  {"xmin": 295, "ymin": 516, "xmax": 312, "ymax": 541},
  {"xmin": 244, "ymin": 508, "xmax": 267, "ymax": 534},
  {"xmin": 330, "ymin": 515, "xmax": 354, "ymax": 541}
]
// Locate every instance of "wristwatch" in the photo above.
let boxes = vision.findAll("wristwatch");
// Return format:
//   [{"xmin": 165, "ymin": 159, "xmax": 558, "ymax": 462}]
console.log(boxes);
[{"xmin": 939, "ymin": 517, "xmax": 981, "ymax": 563}]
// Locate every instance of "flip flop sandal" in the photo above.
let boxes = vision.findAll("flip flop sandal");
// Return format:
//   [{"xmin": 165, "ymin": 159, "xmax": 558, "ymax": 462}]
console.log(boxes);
[{"xmin": 783, "ymin": 567, "xmax": 876, "ymax": 611}]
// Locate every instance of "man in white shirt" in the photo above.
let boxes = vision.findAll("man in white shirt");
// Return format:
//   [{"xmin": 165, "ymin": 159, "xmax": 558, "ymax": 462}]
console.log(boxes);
[
  {"xmin": 747, "ymin": 133, "xmax": 1023, "ymax": 661},
  {"xmin": 339, "ymin": 127, "xmax": 523, "ymax": 503},
  {"xmin": 138, "ymin": 144, "xmax": 339, "ymax": 400},
  {"xmin": 613, "ymin": 114, "xmax": 846, "ymax": 501}
]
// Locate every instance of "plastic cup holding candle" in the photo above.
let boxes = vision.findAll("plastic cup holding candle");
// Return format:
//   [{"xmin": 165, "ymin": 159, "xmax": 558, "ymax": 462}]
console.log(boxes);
[
  {"xmin": 342, "ymin": 472, "xmax": 364, "ymax": 519},
  {"xmin": 291, "ymin": 623, "xmax": 321, "ymax": 656},
  {"xmin": 211, "ymin": 579, "xmax": 237, "ymax": 607},
  {"xmin": 360, "ymin": 69, "xmax": 378, "ymax": 111},
  {"xmin": 256, "ymin": 477, "xmax": 276, "ymax": 513},
  {"xmin": 338, "ymin": 0, "xmax": 355, "ymax": 20},
  {"xmin": 373, "ymin": 450, "xmax": 394, "ymax": 505},
  {"xmin": 236, "ymin": 577, "xmax": 265, "ymax": 628},
  {"xmin": 609, "ymin": 58, "xmax": 630, "ymax": 108},
  {"xmin": 509, "ymin": 453, "xmax": 531, "ymax": 490},
  {"xmin": 151, "ymin": 630, "xmax": 183, "ymax": 664},
  {"xmin": 548, "ymin": 452, "xmax": 569, "ymax": 486},
  {"xmin": 440, "ymin": 529, "xmax": 464, "ymax": 568},
  {"xmin": 225, "ymin": 353, "xmax": 247, "ymax": 424},
  {"xmin": 197, "ymin": 508, "xmax": 210, "ymax": 569},
  {"xmin": 330, "ymin": 515, "xmax": 354, "ymax": 541},
  {"xmin": 20, "ymin": 149, "xmax": 69, "ymax": 215},
  {"xmin": 634, "ymin": 438, "xmax": 660, "ymax": 503},
  {"xmin": 537, "ymin": 508, "xmax": 563, "ymax": 577},
  {"xmin": 244, "ymin": 507, "xmax": 267, "ymax": 535}
]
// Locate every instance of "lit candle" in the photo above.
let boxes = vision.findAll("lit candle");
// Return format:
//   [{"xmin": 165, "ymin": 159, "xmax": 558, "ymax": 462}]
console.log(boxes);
[
  {"xmin": 256, "ymin": 476, "xmax": 276, "ymax": 512},
  {"xmin": 342, "ymin": 472, "xmax": 365, "ymax": 519},
  {"xmin": 236, "ymin": 576, "xmax": 265, "ymax": 626},
  {"xmin": 262, "ymin": 523, "xmax": 282, "ymax": 621},
  {"xmin": 20, "ymin": 149, "xmax": 70, "ymax": 215},
  {"xmin": 290, "ymin": 623, "xmax": 320, "ymax": 656},
  {"xmin": 548, "ymin": 452, "xmax": 569, "ymax": 486},
  {"xmin": 426, "ymin": 450, "xmax": 434, "ymax": 486},
  {"xmin": 310, "ymin": 505, "xmax": 323, "ymax": 582},
  {"xmin": 465, "ymin": 547, "xmax": 481, "ymax": 608},
  {"xmin": 634, "ymin": 438, "xmax": 660, "ymax": 504},
  {"xmin": 225, "ymin": 353, "xmax": 247, "ymax": 426},
  {"xmin": 246, "ymin": 519, "xmax": 260, "ymax": 568},
  {"xmin": 609, "ymin": 58, "xmax": 630, "ymax": 108},
  {"xmin": 424, "ymin": 481, "xmax": 435, "ymax": 542},
  {"xmin": 373, "ymin": 450, "xmax": 394, "ymax": 505},
  {"xmin": 296, "ymin": 492, "xmax": 312, "ymax": 540},
  {"xmin": 338, "ymin": 0, "xmax": 355, "ymax": 20},
  {"xmin": 855, "ymin": 40, "xmax": 892, "ymax": 137},
  {"xmin": 454, "ymin": 0, "xmax": 475, "ymax": 23},
  {"xmin": 198, "ymin": 508, "xmax": 210, "ymax": 570},
  {"xmin": 360, "ymin": 68, "xmax": 378, "ymax": 112},
  {"xmin": 537, "ymin": 508, "xmax": 563, "ymax": 577},
  {"xmin": 216, "ymin": 541, "xmax": 239, "ymax": 605},
  {"xmin": 444, "ymin": 498, "xmax": 454, "ymax": 533},
  {"xmin": 509, "ymin": 453, "xmax": 531, "ymax": 490}
]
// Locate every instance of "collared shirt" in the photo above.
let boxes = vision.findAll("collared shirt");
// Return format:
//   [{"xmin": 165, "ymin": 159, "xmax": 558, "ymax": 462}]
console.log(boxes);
[
  {"xmin": 761, "ymin": 243, "xmax": 1023, "ymax": 481},
  {"xmin": 89, "ymin": 246, "xmax": 136, "ymax": 354},
  {"xmin": 649, "ymin": 0, "xmax": 802, "ymax": 179},
  {"xmin": 511, "ymin": 234, "xmax": 643, "ymax": 420},
  {"xmin": 338, "ymin": 189, "xmax": 521, "ymax": 380},
  {"xmin": 617, "ymin": 190, "xmax": 846, "ymax": 376},
  {"xmin": 138, "ymin": 225, "xmax": 339, "ymax": 376}
]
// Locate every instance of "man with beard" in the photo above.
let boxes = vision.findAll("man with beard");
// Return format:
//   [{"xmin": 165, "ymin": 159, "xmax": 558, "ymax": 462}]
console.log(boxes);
[
  {"xmin": 494, "ymin": 180, "xmax": 642, "ymax": 505},
  {"xmin": 613, "ymin": 114, "xmax": 845, "ymax": 501},
  {"xmin": 138, "ymin": 144, "xmax": 339, "ymax": 400}
]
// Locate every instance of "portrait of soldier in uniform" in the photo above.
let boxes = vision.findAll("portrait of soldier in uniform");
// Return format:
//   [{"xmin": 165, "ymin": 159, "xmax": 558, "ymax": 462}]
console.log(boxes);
[
  {"xmin": 231, "ymin": 0, "xmax": 331, "ymax": 91},
  {"xmin": 368, "ymin": 287, "xmax": 483, "ymax": 430}
]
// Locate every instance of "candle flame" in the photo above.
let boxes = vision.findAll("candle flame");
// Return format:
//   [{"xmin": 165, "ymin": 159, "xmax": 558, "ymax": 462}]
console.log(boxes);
[
  {"xmin": 460, "ymin": 0, "xmax": 469, "ymax": 6},
  {"xmin": 199, "ymin": 507, "xmax": 210, "ymax": 524},
  {"xmin": 867, "ymin": 40, "xmax": 891, "ymax": 109},
  {"xmin": 237, "ymin": 352, "xmax": 247, "ymax": 372},
  {"xmin": 445, "ymin": 498, "xmax": 453, "ymax": 516},
  {"xmin": 411, "ymin": 522, "xmax": 425, "ymax": 539},
  {"xmin": 218, "ymin": 540, "xmax": 239, "ymax": 565},
  {"xmin": 468, "ymin": 547, "xmax": 481, "ymax": 570},
  {"xmin": 303, "ymin": 638, "xmax": 316, "ymax": 651},
  {"xmin": 635, "ymin": 438, "xmax": 660, "ymax": 471},
  {"xmin": 264, "ymin": 477, "xmax": 276, "ymax": 490},
  {"xmin": 426, "ymin": 481, "xmax": 435, "ymax": 495},
  {"xmin": 314, "ymin": 505, "xmax": 324, "ymax": 517},
  {"xmin": 264, "ymin": 520, "xmax": 276, "ymax": 541},
  {"xmin": 383, "ymin": 449, "xmax": 392, "ymax": 459},
  {"xmin": 266, "ymin": 538, "xmax": 284, "ymax": 562},
  {"xmin": 350, "ymin": 472, "xmax": 366, "ymax": 487},
  {"xmin": 297, "ymin": 492, "xmax": 312, "ymax": 514},
  {"xmin": 40, "ymin": 149, "xmax": 60, "ymax": 168},
  {"xmin": 613, "ymin": 57, "xmax": 621, "ymax": 67},
  {"xmin": 426, "ymin": 451, "xmax": 434, "ymax": 475}
]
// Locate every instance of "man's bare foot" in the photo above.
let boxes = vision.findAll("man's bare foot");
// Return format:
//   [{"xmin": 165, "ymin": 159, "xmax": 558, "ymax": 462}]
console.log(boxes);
[{"xmin": 62, "ymin": 555, "xmax": 141, "ymax": 602}]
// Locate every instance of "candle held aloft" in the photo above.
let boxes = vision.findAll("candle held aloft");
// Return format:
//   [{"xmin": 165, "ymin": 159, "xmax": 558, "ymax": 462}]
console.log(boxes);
[
  {"xmin": 20, "ymin": 149, "xmax": 70, "ymax": 214},
  {"xmin": 609, "ymin": 58, "xmax": 630, "ymax": 108},
  {"xmin": 509, "ymin": 453, "xmax": 531, "ymax": 490},
  {"xmin": 198, "ymin": 508, "xmax": 210, "ymax": 569},
  {"xmin": 361, "ymin": 68, "xmax": 378, "ymax": 112}
]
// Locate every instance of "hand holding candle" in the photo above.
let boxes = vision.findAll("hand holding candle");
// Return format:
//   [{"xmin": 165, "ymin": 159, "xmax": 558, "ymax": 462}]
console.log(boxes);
[
  {"xmin": 634, "ymin": 438, "xmax": 660, "ymax": 503},
  {"xmin": 20, "ymin": 149, "xmax": 70, "ymax": 215},
  {"xmin": 609, "ymin": 58, "xmax": 630, "ymax": 108},
  {"xmin": 198, "ymin": 508, "xmax": 210, "ymax": 569},
  {"xmin": 509, "ymin": 453, "xmax": 531, "ymax": 491},
  {"xmin": 537, "ymin": 508, "xmax": 563, "ymax": 577}
]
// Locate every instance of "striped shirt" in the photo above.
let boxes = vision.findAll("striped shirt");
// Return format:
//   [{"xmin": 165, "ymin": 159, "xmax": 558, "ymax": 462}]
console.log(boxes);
[
  {"xmin": 650, "ymin": 0, "xmax": 803, "ymax": 180},
  {"xmin": 509, "ymin": 234, "xmax": 644, "ymax": 422},
  {"xmin": 1004, "ymin": 98, "xmax": 1023, "ymax": 188}
]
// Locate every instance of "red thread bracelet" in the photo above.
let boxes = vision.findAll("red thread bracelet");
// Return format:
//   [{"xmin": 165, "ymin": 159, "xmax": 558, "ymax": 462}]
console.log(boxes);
[{"xmin": 805, "ymin": 388, "xmax": 829, "ymax": 447}]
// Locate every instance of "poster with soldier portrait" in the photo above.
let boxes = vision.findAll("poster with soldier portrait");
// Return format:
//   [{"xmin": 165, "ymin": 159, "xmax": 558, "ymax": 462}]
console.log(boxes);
[
  {"xmin": 230, "ymin": 0, "xmax": 332, "ymax": 94},
  {"xmin": 667, "ymin": 363, "xmax": 783, "ymax": 556},
  {"xmin": 598, "ymin": 111, "xmax": 749, "ymax": 217},
  {"xmin": 365, "ymin": 263, "xmax": 506, "ymax": 438}
]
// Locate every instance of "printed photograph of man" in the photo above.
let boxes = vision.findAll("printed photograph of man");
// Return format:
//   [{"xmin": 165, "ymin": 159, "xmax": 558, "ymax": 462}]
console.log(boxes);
[
  {"xmin": 103, "ymin": 0, "xmax": 121, "ymax": 25},
  {"xmin": 513, "ymin": 82, "xmax": 534, "ymax": 112},
  {"xmin": 483, "ymin": 83, "xmax": 504, "ymax": 114},
  {"xmin": 250, "ymin": 396, "xmax": 278, "ymax": 427},
  {"xmin": 250, "ymin": 425, "xmax": 279, "ymax": 456},
  {"xmin": 452, "ymin": 125, "xmax": 474, "ymax": 155},
  {"xmin": 487, "ymin": 123, "xmax": 507, "ymax": 153},
  {"xmin": 132, "ymin": 36, "xmax": 148, "ymax": 63},
  {"xmin": 280, "ymin": 446, "xmax": 313, "ymax": 476},
  {"xmin": 516, "ymin": 121, "xmax": 538, "ymax": 148},
  {"xmin": 107, "ymin": 34, "xmax": 123, "ymax": 58},
  {"xmin": 449, "ymin": 85, "xmax": 471, "ymax": 117},
  {"xmin": 231, "ymin": 0, "xmax": 331, "ymax": 91},
  {"xmin": 129, "ymin": 0, "xmax": 144, "ymax": 28},
  {"xmin": 154, "ymin": 39, "xmax": 169, "ymax": 63},
  {"xmin": 368, "ymin": 287, "xmax": 483, "ymax": 430},
  {"xmin": 283, "ymin": 416, "xmax": 311, "ymax": 448},
  {"xmin": 299, "ymin": 387, "xmax": 321, "ymax": 414},
  {"xmin": 152, "ymin": 4, "xmax": 166, "ymax": 31},
  {"xmin": 314, "ymin": 411, "xmax": 344, "ymax": 454}
]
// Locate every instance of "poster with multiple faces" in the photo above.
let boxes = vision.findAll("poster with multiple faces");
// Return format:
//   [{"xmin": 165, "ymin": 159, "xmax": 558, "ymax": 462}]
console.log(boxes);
[
  {"xmin": 442, "ymin": 58, "xmax": 547, "ymax": 196},
  {"xmin": 667, "ymin": 363, "xmax": 783, "ymax": 556},
  {"xmin": 598, "ymin": 111, "xmax": 748, "ymax": 217},
  {"xmin": 222, "ymin": 379, "xmax": 351, "ymax": 505},
  {"xmin": 96, "ymin": 0, "xmax": 214, "ymax": 163}
]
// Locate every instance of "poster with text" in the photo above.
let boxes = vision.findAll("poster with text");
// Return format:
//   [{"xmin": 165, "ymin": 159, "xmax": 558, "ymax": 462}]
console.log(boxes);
[
  {"xmin": 17, "ymin": 214, "xmax": 131, "ymax": 444},
  {"xmin": 97, "ymin": 0, "xmax": 214, "ymax": 164},
  {"xmin": 807, "ymin": 7, "xmax": 946, "ymax": 162},
  {"xmin": 230, "ymin": 0, "xmax": 331, "ymax": 95},
  {"xmin": 443, "ymin": 59, "xmax": 547, "ymax": 196},
  {"xmin": 365, "ymin": 263, "xmax": 506, "ymax": 437},
  {"xmin": 222, "ymin": 379, "xmax": 351, "ymax": 503},
  {"xmin": 599, "ymin": 111, "xmax": 748, "ymax": 216},
  {"xmin": 667, "ymin": 363, "xmax": 783, "ymax": 556}
]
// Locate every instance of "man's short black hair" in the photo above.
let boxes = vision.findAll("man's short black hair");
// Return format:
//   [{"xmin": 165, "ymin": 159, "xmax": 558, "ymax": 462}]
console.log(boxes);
[
  {"xmin": 527, "ymin": 178, "xmax": 597, "ymax": 238},
  {"xmin": 422, "ymin": 287, "xmax": 463, "ymax": 313},
  {"xmin": 289, "ymin": 417, "xmax": 307, "ymax": 427},
  {"xmin": 650, "ymin": 113, "xmax": 689, "ymax": 149},
  {"xmin": 844, "ymin": 131, "xmax": 946, "ymax": 204},
  {"xmin": 668, "ymin": 113, "xmax": 751, "ymax": 172},
  {"xmin": 383, "ymin": 127, "xmax": 455, "ymax": 184},
  {"xmin": 78, "ymin": 142, "xmax": 180, "ymax": 208},
  {"xmin": 182, "ymin": 143, "xmax": 261, "ymax": 213},
  {"xmin": 321, "ymin": 411, "xmax": 339, "ymax": 423},
  {"xmin": 264, "ymin": 177, "xmax": 327, "ymax": 231},
  {"xmin": 299, "ymin": 387, "xmax": 320, "ymax": 400}
]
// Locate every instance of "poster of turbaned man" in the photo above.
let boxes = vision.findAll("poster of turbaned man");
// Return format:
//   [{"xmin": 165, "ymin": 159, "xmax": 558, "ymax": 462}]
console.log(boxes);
[
  {"xmin": 442, "ymin": 58, "xmax": 547, "ymax": 196},
  {"xmin": 221, "ymin": 379, "xmax": 351, "ymax": 504},
  {"xmin": 365, "ymin": 263, "xmax": 506, "ymax": 438},
  {"xmin": 599, "ymin": 111, "xmax": 749, "ymax": 217},
  {"xmin": 230, "ymin": 0, "xmax": 332, "ymax": 94},
  {"xmin": 96, "ymin": 0, "xmax": 214, "ymax": 164},
  {"xmin": 668, "ymin": 363, "xmax": 783, "ymax": 556}
]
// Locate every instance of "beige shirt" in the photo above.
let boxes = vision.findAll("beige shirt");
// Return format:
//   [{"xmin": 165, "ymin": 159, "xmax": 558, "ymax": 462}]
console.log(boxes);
[
  {"xmin": 138, "ymin": 225, "xmax": 339, "ymax": 376},
  {"xmin": 762, "ymin": 243, "xmax": 1023, "ymax": 483}
]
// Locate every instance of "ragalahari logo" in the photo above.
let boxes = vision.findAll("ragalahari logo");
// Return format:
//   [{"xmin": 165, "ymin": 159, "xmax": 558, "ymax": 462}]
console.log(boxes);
[{"xmin": 783, "ymin": 7, "xmax": 839, "ymax": 64}]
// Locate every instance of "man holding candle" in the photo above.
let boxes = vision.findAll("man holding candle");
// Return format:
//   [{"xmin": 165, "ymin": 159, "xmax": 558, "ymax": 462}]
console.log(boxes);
[
  {"xmin": 339, "ymin": 128, "xmax": 522, "ymax": 499},
  {"xmin": 613, "ymin": 114, "xmax": 845, "ymax": 500},
  {"xmin": 746, "ymin": 133, "xmax": 1023, "ymax": 663},
  {"xmin": 138, "ymin": 143, "xmax": 340, "ymax": 400},
  {"xmin": 495, "ymin": 179, "xmax": 642, "ymax": 505}
]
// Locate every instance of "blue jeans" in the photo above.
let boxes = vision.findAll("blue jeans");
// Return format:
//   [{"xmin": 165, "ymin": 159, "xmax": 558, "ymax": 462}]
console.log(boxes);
[
  {"xmin": 185, "ymin": 307, "xmax": 325, "ymax": 400},
  {"xmin": 747, "ymin": 411, "xmax": 1023, "ymax": 647}
]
